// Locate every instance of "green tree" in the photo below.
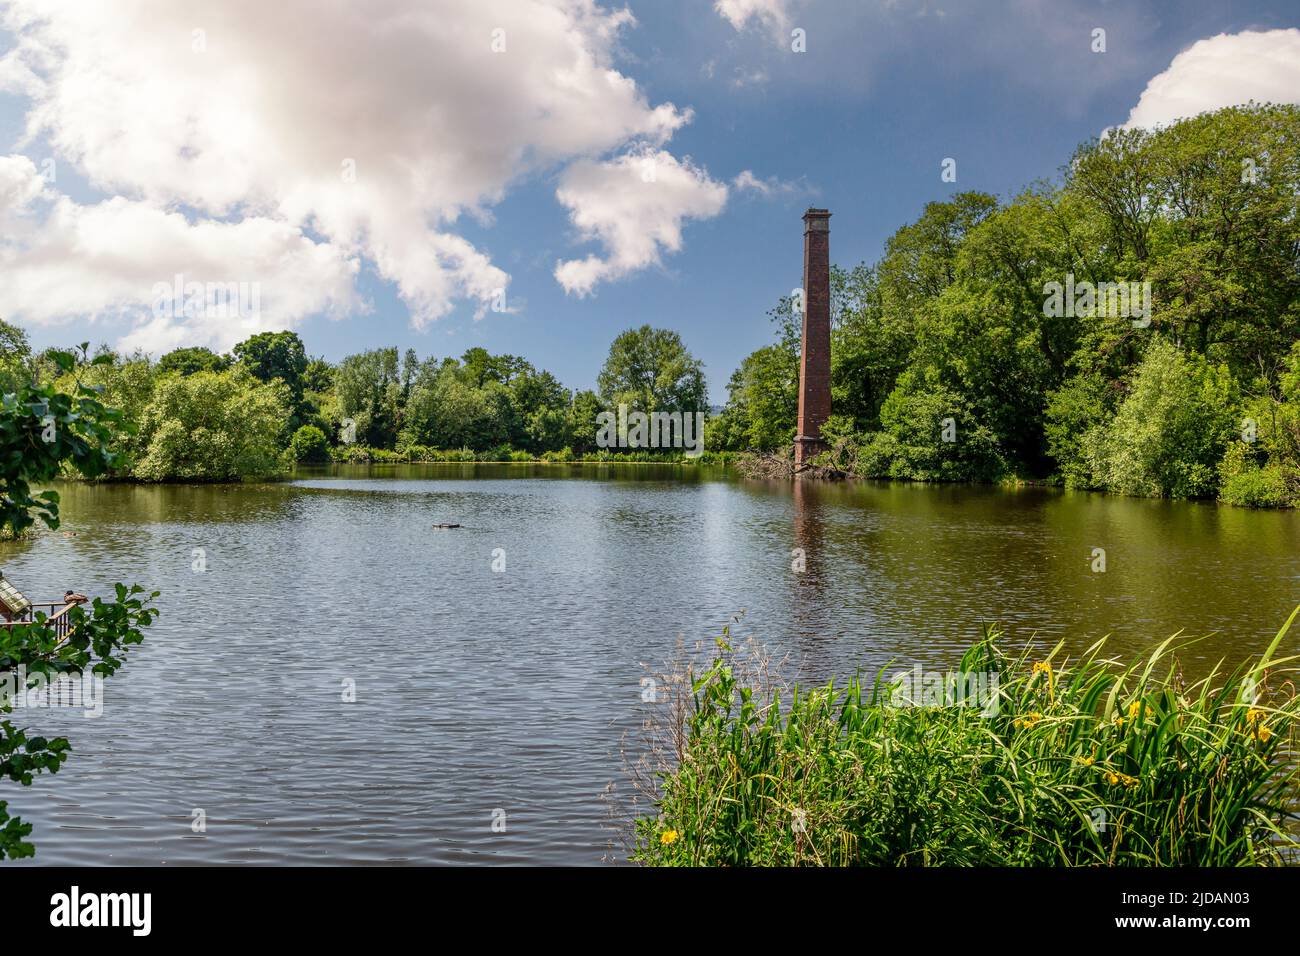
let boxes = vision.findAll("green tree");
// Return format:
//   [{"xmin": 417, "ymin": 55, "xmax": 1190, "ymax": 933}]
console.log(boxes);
[
  {"xmin": 53, "ymin": 351, "xmax": 156, "ymax": 475},
  {"xmin": 1084, "ymin": 340, "xmax": 1238, "ymax": 498},
  {"xmin": 335, "ymin": 348, "xmax": 401, "ymax": 448},
  {"xmin": 157, "ymin": 346, "xmax": 231, "ymax": 377},
  {"xmin": 597, "ymin": 326, "xmax": 707, "ymax": 413},
  {"xmin": 404, "ymin": 363, "xmax": 510, "ymax": 450},
  {"xmin": 135, "ymin": 368, "xmax": 291, "ymax": 481},
  {"xmin": 233, "ymin": 331, "xmax": 309, "ymax": 416},
  {"xmin": 566, "ymin": 389, "xmax": 604, "ymax": 454},
  {"xmin": 303, "ymin": 357, "xmax": 335, "ymax": 394},
  {"xmin": 290, "ymin": 424, "xmax": 330, "ymax": 463},
  {"xmin": 716, "ymin": 345, "xmax": 797, "ymax": 451},
  {"xmin": 0, "ymin": 318, "xmax": 31, "ymax": 395},
  {"xmin": 853, "ymin": 369, "xmax": 1007, "ymax": 482}
]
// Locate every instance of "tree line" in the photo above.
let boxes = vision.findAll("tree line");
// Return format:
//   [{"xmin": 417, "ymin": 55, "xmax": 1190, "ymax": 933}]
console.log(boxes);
[
  {"xmin": 0, "ymin": 322, "xmax": 711, "ymax": 481},
  {"xmin": 711, "ymin": 103, "xmax": 1300, "ymax": 507}
]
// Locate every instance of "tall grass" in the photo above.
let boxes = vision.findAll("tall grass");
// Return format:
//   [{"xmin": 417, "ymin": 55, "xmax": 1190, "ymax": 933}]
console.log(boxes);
[{"xmin": 632, "ymin": 611, "xmax": 1300, "ymax": 866}]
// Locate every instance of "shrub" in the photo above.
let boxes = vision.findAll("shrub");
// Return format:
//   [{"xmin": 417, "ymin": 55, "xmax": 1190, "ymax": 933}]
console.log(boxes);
[
  {"xmin": 633, "ymin": 613, "xmax": 1300, "ymax": 866},
  {"xmin": 1044, "ymin": 373, "xmax": 1111, "ymax": 488},
  {"xmin": 289, "ymin": 425, "xmax": 329, "ymax": 463},
  {"xmin": 849, "ymin": 373, "xmax": 1006, "ymax": 482},
  {"xmin": 1086, "ymin": 341, "xmax": 1237, "ymax": 498},
  {"xmin": 135, "ymin": 369, "xmax": 290, "ymax": 481},
  {"xmin": 1218, "ymin": 442, "xmax": 1294, "ymax": 508}
]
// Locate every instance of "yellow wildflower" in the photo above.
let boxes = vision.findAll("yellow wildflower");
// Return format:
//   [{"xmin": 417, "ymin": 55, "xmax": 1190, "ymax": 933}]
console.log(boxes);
[
  {"xmin": 1243, "ymin": 709, "xmax": 1274, "ymax": 743},
  {"xmin": 1079, "ymin": 756, "xmax": 1095, "ymax": 766},
  {"xmin": 1032, "ymin": 661, "xmax": 1055, "ymax": 703},
  {"xmin": 1103, "ymin": 769, "xmax": 1139, "ymax": 788},
  {"xmin": 660, "ymin": 829, "xmax": 679, "ymax": 845},
  {"xmin": 1013, "ymin": 712, "xmax": 1043, "ymax": 729}
]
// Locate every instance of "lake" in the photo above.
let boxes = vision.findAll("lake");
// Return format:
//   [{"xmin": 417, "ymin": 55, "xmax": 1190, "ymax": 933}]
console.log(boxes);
[{"xmin": 3, "ymin": 464, "xmax": 1299, "ymax": 865}]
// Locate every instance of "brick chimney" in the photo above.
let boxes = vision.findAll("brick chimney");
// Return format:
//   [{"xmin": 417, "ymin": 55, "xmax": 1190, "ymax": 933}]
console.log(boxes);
[{"xmin": 795, "ymin": 208, "xmax": 831, "ymax": 467}]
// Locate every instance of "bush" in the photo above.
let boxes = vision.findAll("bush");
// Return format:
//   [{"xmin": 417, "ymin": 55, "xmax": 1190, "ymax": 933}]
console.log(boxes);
[
  {"xmin": 1218, "ymin": 442, "xmax": 1294, "ymax": 507},
  {"xmin": 1044, "ymin": 373, "xmax": 1111, "ymax": 488},
  {"xmin": 1085, "ymin": 341, "xmax": 1237, "ymax": 498},
  {"xmin": 633, "ymin": 614, "xmax": 1300, "ymax": 866},
  {"xmin": 848, "ymin": 373, "xmax": 1007, "ymax": 482},
  {"xmin": 135, "ymin": 369, "xmax": 290, "ymax": 481},
  {"xmin": 289, "ymin": 425, "xmax": 329, "ymax": 463}
]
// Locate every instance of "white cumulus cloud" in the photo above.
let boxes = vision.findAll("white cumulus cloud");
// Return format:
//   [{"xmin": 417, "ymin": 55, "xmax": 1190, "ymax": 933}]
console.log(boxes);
[
  {"xmin": 0, "ymin": 155, "xmax": 358, "ymax": 352},
  {"xmin": 715, "ymin": 0, "xmax": 793, "ymax": 34},
  {"xmin": 0, "ymin": 0, "xmax": 696, "ymax": 351},
  {"xmin": 554, "ymin": 150, "xmax": 728, "ymax": 296},
  {"xmin": 1121, "ymin": 28, "xmax": 1300, "ymax": 129}
]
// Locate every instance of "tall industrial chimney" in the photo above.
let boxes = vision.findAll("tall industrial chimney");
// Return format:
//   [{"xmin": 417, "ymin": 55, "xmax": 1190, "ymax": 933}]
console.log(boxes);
[{"xmin": 795, "ymin": 208, "xmax": 831, "ymax": 467}]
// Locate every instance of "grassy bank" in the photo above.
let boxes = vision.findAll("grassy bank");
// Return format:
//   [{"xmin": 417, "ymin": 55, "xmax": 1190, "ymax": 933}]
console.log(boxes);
[{"xmin": 631, "ymin": 612, "xmax": 1300, "ymax": 866}]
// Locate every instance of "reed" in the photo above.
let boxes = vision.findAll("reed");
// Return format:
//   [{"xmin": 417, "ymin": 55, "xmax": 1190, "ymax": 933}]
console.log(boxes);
[{"xmin": 633, "ymin": 611, "xmax": 1300, "ymax": 866}]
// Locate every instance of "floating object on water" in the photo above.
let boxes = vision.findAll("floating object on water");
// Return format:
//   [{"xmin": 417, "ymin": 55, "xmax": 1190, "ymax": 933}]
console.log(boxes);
[
  {"xmin": 432, "ymin": 523, "xmax": 461, "ymax": 529},
  {"xmin": 62, "ymin": 531, "xmax": 78, "ymax": 537}
]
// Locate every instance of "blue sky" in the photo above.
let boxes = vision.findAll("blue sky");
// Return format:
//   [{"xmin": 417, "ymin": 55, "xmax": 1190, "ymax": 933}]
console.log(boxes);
[{"xmin": 2, "ymin": 0, "xmax": 1298, "ymax": 400}]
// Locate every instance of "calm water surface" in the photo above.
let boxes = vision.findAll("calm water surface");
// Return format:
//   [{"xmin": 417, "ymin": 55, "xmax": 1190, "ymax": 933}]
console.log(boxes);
[{"xmin": 4, "ymin": 464, "xmax": 1299, "ymax": 865}]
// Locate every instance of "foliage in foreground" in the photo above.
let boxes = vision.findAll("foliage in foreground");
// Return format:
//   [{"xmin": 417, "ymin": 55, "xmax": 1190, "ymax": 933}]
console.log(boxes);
[
  {"xmin": 0, "ymin": 349, "xmax": 158, "ymax": 859},
  {"xmin": 634, "ymin": 613, "xmax": 1300, "ymax": 866}
]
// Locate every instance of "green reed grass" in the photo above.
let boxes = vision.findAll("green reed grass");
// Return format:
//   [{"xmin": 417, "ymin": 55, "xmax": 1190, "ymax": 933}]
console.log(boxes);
[{"xmin": 633, "ymin": 610, "xmax": 1300, "ymax": 866}]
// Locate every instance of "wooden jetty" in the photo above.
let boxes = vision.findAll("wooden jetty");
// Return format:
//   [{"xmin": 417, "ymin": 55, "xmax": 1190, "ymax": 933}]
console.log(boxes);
[{"xmin": 0, "ymin": 574, "xmax": 79, "ymax": 641}]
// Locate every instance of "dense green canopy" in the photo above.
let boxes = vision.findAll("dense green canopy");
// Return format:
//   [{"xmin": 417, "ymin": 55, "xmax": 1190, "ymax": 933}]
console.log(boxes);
[{"xmin": 712, "ymin": 103, "xmax": 1300, "ymax": 506}]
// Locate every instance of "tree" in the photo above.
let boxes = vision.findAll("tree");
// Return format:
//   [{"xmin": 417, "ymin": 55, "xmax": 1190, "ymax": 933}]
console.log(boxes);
[
  {"xmin": 1083, "ymin": 340, "xmax": 1238, "ymax": 498},
  {"xmin": 597, "ymin": 326, "xmax": 707, "ymax": 413},
  {"xmin": 509, "ymin": 368, "xmax": 570, "ymax": 452},
  {"xmin": 233, "ymin": 331, "xmax": 308, "ymax": 413},
  {"xmin": 290, "ymin": 424, "xmax": 330, "ymax": 463},
  {"xmin": 335, "ymin": 348, "xmax": 401, "ymax": 448},
  {"xmin": 853, "ymin": 369, "xmax": 1007, "ymax": 482},
  {"xmin": 567, "ymin": 389, "xmax": 604, "ymax": 454},
  {"xmin": 460, "ymin": 347, "xmax": 532, "ymax": 388},
  {"xmin": 303, "ymin": 357, "xmax": 335, "ymax": 394},
  {"xmin": 0, "ymin": 348, "xmax": 157, "ymax": 859},
  {"xmin": 157, "ymin": 346, "xmax": 231, "ymax": 377},
  {"xmin": 53, "ymin": 351, "xmax": 156, "ymax": 475},
  {"xmin": 403, "ymin": 363, "xmax": 511, "ymax": 450},
  {"xmin": 134, "ymin": 368, "xmax": 291, "ymax": 481},
  {"xmin": 715, "ymin": 345, "xmax": 797, "ymax": 451},
  {"xmin": 0, "ymin": 318, "xmax": 31, "ymax": 395}
]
